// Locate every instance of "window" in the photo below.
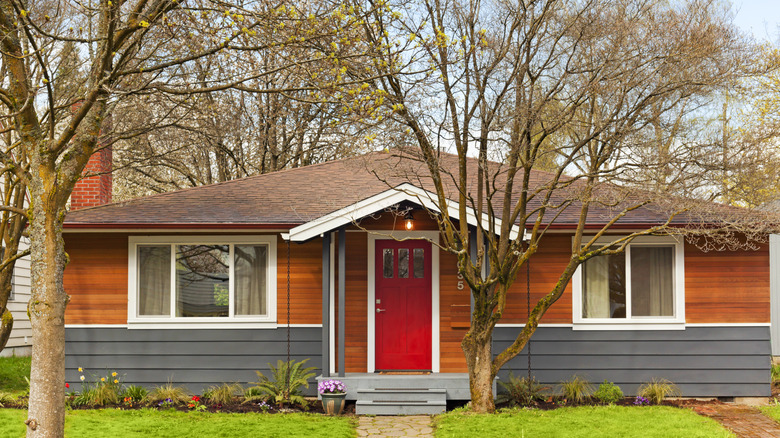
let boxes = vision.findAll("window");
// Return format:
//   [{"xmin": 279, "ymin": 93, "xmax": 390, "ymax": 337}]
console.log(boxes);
[
  {"xmin": 573, "ymin": 236, "xmax": 684, "ymax": 329},
  {"xmin": 129, "ymin": 236, "xmax": 277, "ymax": 326}
]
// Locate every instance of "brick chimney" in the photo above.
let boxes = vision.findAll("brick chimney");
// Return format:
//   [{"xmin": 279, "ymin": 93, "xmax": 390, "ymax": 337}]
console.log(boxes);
[{"xmin": 70, "ymin": 102, "xmax": 113, "ymax": 210}]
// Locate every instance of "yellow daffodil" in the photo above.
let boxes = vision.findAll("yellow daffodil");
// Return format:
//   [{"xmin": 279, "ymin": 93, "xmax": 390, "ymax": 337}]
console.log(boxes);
[
  {"xmin": 112, "ymin": 372, "xmax": 117, "ymax": 377},
  {"xmin": 101, "ymin": 377, "xmax": 105, "ymax": 382},
  {"xmin": 78, "ymin": 367, "xmax": 83, "ymax": 372},
  {"xmin": 114, "ymin": 379, "xmax": 119, "ymax": 384}
]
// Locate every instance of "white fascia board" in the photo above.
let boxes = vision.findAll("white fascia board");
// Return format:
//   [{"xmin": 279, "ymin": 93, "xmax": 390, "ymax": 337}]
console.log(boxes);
[{"xmin": 288, "ymin": 183, "xmax": 521, "ymax": 242}]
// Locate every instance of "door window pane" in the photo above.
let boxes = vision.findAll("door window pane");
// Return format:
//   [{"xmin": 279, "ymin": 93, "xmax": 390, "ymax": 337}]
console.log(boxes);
[
  {"xmin": 176, "ymin": 245, "xmax": 229, "ymax": 317},
  {"xmin": 413, "ymin": 248, "xmax": 425, "ymax": 278},
  {"xmin": 398, "ymin": 248, "xmax": 409, "ymax": 278},
  {"xmin": 138, "ymin": 245, "xmax": 171, "ymax": 316},
  {"xmin": 631, "ymin": 246, "xmax": 674, "ymax": 317},
  {"xmin": 582, "ymin": 252, "xmax": 625, "ymax": 318},
  {"xmin": 383, "ymin": 249, "xmax": 393, "ymax": 278},
  {"xmin": 235, "ymin": 244, "xmax": 268, "ymax": 316}
]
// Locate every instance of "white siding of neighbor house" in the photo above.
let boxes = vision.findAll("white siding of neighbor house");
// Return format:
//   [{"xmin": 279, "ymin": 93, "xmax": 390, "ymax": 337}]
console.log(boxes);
[{"xmin": 2, "ymin": 239, "xmax": 31, "ymax": 357}]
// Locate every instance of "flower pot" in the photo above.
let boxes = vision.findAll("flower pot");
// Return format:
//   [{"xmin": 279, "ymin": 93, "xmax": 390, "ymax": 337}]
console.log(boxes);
[{"xmin": 321, "ymin": 392, "xmax": 346, "ymax": 415}]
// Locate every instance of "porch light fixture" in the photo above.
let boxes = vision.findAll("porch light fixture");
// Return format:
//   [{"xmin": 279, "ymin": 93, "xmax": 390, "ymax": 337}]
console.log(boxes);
[{"xmin": 404, "ymin": 212, "xmax": 414, "ymax": 230}]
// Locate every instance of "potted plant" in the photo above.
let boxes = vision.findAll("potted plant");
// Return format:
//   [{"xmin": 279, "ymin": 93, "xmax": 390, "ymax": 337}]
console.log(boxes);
[{"xmin": 318, "ymin": 379, "xmax": 347, "ymax": 415}]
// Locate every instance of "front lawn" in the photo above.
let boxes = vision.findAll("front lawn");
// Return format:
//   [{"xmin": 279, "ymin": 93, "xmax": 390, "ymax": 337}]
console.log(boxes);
[
  {"xmin": 434, "ymin": 406, "xmax": 734, "ymax": 438},
  {"xmin": 0, "ymin": 356, "xmax": 30, "ymax": 396},
  {"xmin": 0, "ymin": 409, "xmax": 356, "ymax": 438}
]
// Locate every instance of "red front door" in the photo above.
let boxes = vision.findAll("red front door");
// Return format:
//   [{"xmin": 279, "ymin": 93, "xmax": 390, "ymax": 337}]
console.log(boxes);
[{"xmin": 375, "ymin": 239, "xmax": 432, "ymax": 371}]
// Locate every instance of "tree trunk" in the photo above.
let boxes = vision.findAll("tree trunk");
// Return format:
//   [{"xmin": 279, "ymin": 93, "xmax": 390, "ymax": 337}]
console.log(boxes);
[
  {"xmin": 26, "ymin": 190, "xmax": 68, "ymax": 438},
  {"xmin": 462, "ymin": 328, "xmax": 496, "ymax": 413},
  {"xmin": 0, "ymin": 307, "xmax": 12, "ymax": 351}
]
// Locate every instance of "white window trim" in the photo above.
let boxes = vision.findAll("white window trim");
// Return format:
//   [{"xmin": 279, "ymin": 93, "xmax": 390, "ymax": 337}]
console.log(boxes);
[
  {"xmin": 128, "ymin": 235, "xmax": 277, "ymax": 328},
  {"xmin": 572, "ymin": 235, "xmax": 685, "ymax": 330}
]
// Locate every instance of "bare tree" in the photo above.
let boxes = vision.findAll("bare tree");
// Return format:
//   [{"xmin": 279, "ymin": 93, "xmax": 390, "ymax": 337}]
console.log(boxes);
[
  {"xmin": 354, "ymin": 0, "xmax": 766, "ymax": 412},
  {"xmin": 0, "ymin": 0, "xmax": 369, "ymax": 435}
]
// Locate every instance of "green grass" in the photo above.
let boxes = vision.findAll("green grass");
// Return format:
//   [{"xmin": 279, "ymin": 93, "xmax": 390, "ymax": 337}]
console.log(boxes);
[
  {"xmin": 0, "ymin": 409, "xmax": 356, "ymax": 438},
  {"xmin": 759, "ymin": 403, "xmax": 780, "ymax": 423},
  {"xmin": 0, "ymin": 356, "xmax": 30, "ymax": 396},
  {"xmin": 434, "ymin": 406, "xmax": 734, "ymax": 438}
]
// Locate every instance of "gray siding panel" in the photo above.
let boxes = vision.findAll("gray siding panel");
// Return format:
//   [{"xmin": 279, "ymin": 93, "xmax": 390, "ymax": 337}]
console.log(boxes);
[
  {"xmin": 495, "ymin": 326, "xmax": 771, "ymax": 397},
  {"xmin": 772, "ymin": 234, "xmax": 780, "ymax": 356},
  {"xmin": 65, "ymin": 327, "xmax": 322, "ymax": 394}
]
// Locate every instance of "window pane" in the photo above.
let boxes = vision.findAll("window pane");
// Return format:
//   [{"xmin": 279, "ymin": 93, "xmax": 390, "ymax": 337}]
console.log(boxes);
[
  {"xmin": 383, "ymin": 249, "xmax": 393, "ymax": 278},
  {"xmin": 235, "ymin": 245, "xmax": 268, "ymax": 316},
  {"xmin": 176, "ymin": 245, "xmax": 229, "ymax": 317},
  {"xmin": 631, "ymin": 246, "xmax": 674, "ymax": 317},
  {"xmin": 398, "ymin": 248, "xmax": 409, "ymax": 278},
  {"xmin": 582, "ymin": 253, "xmax": 625, "ymax": 318},
  {"xmin": 138, "ymin": 245, "xmax": 171, "ymax": 316},
  {"xmin": 413, "ymin": 248, "xmax": 425, "ymax": 278}
]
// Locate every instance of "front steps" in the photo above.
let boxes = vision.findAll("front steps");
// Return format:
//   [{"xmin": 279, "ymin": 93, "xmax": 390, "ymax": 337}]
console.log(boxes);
[{"xmin": 355, "ymin": 388, "xmax": 447, "ymax": 415}]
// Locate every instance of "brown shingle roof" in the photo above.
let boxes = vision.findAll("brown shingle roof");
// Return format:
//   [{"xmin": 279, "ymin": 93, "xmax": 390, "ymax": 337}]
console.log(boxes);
[{"xmin": 63, "ymin": 150, "xmax": 728, "ymax": 229}]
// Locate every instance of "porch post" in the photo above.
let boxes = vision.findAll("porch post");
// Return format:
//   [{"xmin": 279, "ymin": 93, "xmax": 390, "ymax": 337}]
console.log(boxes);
[
  {"xmin": 321, "ymin": 233, "xmax": 331, "ymax": 377},
  {"xmin": 338, "ymin": 227, "xmax": 346, "ymax": 377}
]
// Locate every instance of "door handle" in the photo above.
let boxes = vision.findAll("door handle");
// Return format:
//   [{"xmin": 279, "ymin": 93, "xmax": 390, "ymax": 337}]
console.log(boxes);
[{"xmin": 376, "ymin": 308, "xmax": 386, "ymax": 313}]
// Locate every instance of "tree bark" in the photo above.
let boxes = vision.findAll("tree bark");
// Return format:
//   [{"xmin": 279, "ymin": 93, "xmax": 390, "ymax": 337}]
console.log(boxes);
[
  {"xmin": 26, "ymin": 183, "xmax": 68, "ymax": 438},
  {"xmin": 0, "ymin": 307, "xmax": 12, "ymax": 351}
]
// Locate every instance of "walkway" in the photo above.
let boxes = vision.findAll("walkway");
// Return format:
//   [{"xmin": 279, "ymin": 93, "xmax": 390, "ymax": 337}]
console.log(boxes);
[
  {"xmin": 691, "ymin": 404, "xmax": 780, "ymax": 438},
  {"xmin": 356, "ymin": 415, "xmax": 434, "ymax": 437}
]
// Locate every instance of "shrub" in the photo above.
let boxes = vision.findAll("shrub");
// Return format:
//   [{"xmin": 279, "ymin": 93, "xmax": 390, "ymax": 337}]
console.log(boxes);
[
  {"xmin": 122, "ymin": 385, "xmax": 148, "ymax": 403},
  {"xmin": 0, "ymin": 391, "xmax": 15, "ymax": 407},
  {"xmin": 637, "ymin": 378, "xmax": 681, "ymax": 404},
  {"xmin": 204, "ymin": 383, "xmax": 242, "ymax": 405},
  {"xmin": 249, "ymin": 359, "xmax": 316, "ymax": 407},
  {"xmin": 593, "ymin": 380, "xmax": 623, "ymax": 405},
  {"xmin": 148, "ymin": 382, "xmax": 190, "ymax": 405},
  {"xmin": 559, "ymin": 375, "xmax": 594, "ymax": 404},
  {"xmin": 772, "ymin": 364, "xmax": 780, "ymax": 384},
  {"xmin": 243, "ymin": 386, "xmax": 266, "ymax": 404},
  {"xmin": 499, "ymin": 373, "xmax": 549, "ymax": 406},
  {"xmin": 73, "ymin": 370, "xmax": 123, "ymax": 406}
]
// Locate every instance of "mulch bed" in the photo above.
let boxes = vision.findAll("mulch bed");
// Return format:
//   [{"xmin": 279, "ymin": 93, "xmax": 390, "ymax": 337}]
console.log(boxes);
[{"xmin": 495, "ymin": 396, "xmax": 722, "ymax": 411}]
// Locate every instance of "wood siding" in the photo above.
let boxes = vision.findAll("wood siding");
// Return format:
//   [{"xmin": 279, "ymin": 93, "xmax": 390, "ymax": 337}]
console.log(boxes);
[
  {"xmin": 4, "ymin": 238, "xmax": 32, "ymax": 355},
  {"xmin": 685, "ymin": 242, "xmax": 769, "ymax": 323},
  {"xmin": 64, "ymin": 233, "xmax": 322, "ymax": 325}
]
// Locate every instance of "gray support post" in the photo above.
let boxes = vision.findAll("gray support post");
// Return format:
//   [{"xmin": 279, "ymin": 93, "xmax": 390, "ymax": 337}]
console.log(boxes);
[
  {"xmin": 321, "ymin": 233, "xmax": 331, "ymax": 377},
  {"xmin": 338, "ymin": 228, "xmax": 346, "ymax": 377}
]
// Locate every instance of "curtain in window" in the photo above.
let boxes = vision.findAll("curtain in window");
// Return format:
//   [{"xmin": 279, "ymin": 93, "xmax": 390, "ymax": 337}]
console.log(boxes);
[
  {"xmin": 138, "ymin": 246, "xmax": 171, "ymax": 316},
  {"xmin": 583, "ymin": 256, "xmax": 610, "ymax": 318},
  {"xmin": 235, "ymin": 245, "xmax": 267, "ymax": 316},
  {"xmin": 631, "ymin": 246, "xmax": 674, "ymax": 316}
]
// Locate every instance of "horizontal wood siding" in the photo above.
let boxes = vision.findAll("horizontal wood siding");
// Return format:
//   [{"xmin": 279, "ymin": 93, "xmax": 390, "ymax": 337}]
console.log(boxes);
[
  {"xmin": 277, "ymin": 237, "xmax": 322, "ymax": 325},
  {"xmin": 64, "ymin": 233, "xmax": 322, "ymax": 325},
  {"xmin": 439, "ymin": 249, "xmax": 468, "ymax": 372},
  {"xmin": 342, "ymin": 232, "xmax": 368, "ymax": 372},
  {"xmin": 501, "ymin": 234, "xmax": 573, "ymax": 324},
  {"xmin": 4, "ymin": 239, "xmax": 32, "ymax": 354},
  {"xmin": 64, "ymin": 234, "xmax": 129, "ymax": 324},
  {"xmin": 685, "ymin": 242, "xmax": 770, "ymax": 323},
  {"xmin": 65, "ymin": 327, "xmax": 322, "ymax": 394},
  {"xmin": 496, "ymin": 326, "xmax": 770, "ymax": 397}
]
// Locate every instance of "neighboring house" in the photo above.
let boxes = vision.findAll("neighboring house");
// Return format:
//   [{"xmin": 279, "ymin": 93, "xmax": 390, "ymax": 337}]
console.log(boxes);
[
  {"xmin": 1, "ymin": 239, "xmax": 32, "ymax": 357},
  {"xmin": 61, "ymin": 151, "xmax": 771, "ymax": 414}
]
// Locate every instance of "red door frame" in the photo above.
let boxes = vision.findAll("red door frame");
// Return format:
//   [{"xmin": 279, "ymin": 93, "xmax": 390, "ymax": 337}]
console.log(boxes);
[{"xmin": 374, "ymin": 239, "xmax": 432, "ymax": 371}]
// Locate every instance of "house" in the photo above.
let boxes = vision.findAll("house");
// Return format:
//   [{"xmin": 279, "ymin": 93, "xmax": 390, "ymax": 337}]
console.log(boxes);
[
  {"xmin": 61, "ymin": 150, "xmax": 771, "ymax": 414},
  {"xmin": 1, "ymin": 241, "xmax": 32, "ymax": 358}
]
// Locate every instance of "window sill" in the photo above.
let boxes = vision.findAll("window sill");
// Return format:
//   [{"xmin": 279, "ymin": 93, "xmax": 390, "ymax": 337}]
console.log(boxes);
[
  {"xmin": 572, "ymin": 321, "xmax": 685, "ymax": 331},
  {"xmin": 126, "ymin": 320, "xmax": 278, "ymax": 330}
]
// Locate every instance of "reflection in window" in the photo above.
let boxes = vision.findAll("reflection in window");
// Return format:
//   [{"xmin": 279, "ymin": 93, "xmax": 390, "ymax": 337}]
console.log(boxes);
[
  {"xmin": 582, "ymin": 252, "xmax": 625, "ymax": 318},
  {"xmin": 383, "ymin": 248, "xmax": 393, "ymax": 278},
  {"xmin": 176, "ymin": 245, "xmax": 229, "ymax": 317},
  {"xmin": 631, "ymin": 247, "xmax": 674, "ymax": 316},
  {"xmin": 413, "ymin": 248, "xmax": 424, "ymax": 278},
  {"xmin": 398, "ymin": 249, "xmax": 409, "ymax": 278}
]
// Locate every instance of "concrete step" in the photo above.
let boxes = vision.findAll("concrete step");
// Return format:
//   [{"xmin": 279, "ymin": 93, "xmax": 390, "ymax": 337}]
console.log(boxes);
[
  {"xmin": 356, "ymin": 388, "xmax": 447, "ymax": 403},
  {"xmin": 356, "ymin": 400, "xmax": 447, "ymax": 415}
]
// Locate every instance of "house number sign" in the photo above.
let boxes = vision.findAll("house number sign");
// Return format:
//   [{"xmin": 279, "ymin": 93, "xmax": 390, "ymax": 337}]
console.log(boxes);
[{"xmin": 457, "ymin": 272, "xmax": 465, "ymax": 290}]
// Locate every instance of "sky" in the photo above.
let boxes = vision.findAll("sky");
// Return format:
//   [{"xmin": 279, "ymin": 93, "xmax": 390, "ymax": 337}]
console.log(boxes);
[{"xmin": 732, "ymin": 0, "xmax": 780, "ymax": 41}]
